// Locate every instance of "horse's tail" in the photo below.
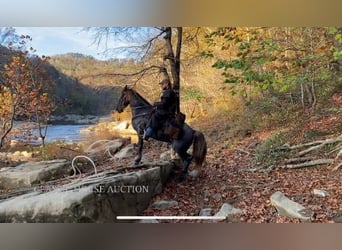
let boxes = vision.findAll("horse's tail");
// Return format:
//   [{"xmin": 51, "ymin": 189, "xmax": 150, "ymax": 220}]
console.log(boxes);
[{"xmin": 192, "ymin": 131, "xmax": 207, "ymax": 171}]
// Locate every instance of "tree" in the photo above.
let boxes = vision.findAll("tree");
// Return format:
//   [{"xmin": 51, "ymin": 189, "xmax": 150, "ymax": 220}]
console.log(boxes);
[
  {"xmin": 86, "ymin": 27, "xmax": 184, "ymax": 113},
  {"xmin": 0, "ymin": 54, "xmax": 31, "ymax": 148},
  {"xmin": 205, "ymin": 27, "xmax": 276, "ymax": 105},
  {"xmin": 204, "ymin": 27, "xmax": 337, "ymax": 110},
  {"xmin": 26, "ymin": 55, "xmax": 55, "ymax": 147},
  {"xmin": 0, "ymin": 35, "xmax": 54, "ymax": 148},
  {"xmin": 0, "ymin": 27, "xmax": 18, "ymax": 46}
]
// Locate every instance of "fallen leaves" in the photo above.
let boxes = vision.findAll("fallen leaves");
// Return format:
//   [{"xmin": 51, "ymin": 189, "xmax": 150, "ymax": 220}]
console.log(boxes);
[{"xmin": 141, "ymin": 128, "xmax": 342, "ymax": 223}]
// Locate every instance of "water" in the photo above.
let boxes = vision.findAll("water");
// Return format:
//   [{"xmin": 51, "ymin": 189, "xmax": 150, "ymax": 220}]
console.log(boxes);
[
  {"xmin": 44, "ymin": 125, "xmax": 89, "ymax": 143},
  {"xmin": 36, "ymin": 124, "xmax": 89, "ymax": 143}
]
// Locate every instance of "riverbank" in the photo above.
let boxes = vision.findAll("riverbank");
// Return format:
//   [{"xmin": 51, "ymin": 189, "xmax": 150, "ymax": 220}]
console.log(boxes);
[
  {"xmin": 9, "ymin": 115, "xmax": 114, "ymax": 145},
  {"xmin": 49, "ymin": 114, "xmax": 100, "ymax": 125},
  {"xmin": 80, "ymin": 119, "xmax": 138, "ymax": 144},
  {"xmin": 1, "ymin": 115, "xmax": 137, "ymax": 167},
  {"xmin": 10, "ymin": 123, "xmax": 90, "ymax": 145}
]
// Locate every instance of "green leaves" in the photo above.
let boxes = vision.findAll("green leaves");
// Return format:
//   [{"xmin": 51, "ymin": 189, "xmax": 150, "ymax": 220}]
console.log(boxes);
[
  {"xmin": 212, "ymin": 59, "xmax": 228, "ymax": 69},
  {"xmin": 329, "ymin": 27, "xmax": 342, "ymax": 60},
  {"xmin": 182, "ymin": 87, "xmax": 204, "ymax": 101},
  {"xmin": 208, "ymin": 28, "xmax": 277, "ymax": 104},
  {"xmin": 333, "ymin": 50, "xmax": 342, "ymax": 60},
  {"xmin": 199, "ymin": 50, "xmax": 214, "ymax": 58},
  {"xmin": 204, "ymin": 27, "xmax": 339, "ymax": 109}
]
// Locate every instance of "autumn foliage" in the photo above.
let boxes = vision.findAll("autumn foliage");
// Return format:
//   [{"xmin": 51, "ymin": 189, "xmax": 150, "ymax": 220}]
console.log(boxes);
[{"xmin": 0, "ymin": 36, "xmax": 54, "ymax": 148}]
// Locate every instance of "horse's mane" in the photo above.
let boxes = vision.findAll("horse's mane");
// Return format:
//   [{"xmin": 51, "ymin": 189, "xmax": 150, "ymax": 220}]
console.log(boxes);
[{"xmin": 130, "ymin": 88, "xmax": 152, "ymax": 106}]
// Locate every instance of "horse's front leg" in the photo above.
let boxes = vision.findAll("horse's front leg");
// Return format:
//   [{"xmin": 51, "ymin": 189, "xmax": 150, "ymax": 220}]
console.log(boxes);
[{"xmin": 134, "ymin": 135, "xmax": 144, "ymax": 165}]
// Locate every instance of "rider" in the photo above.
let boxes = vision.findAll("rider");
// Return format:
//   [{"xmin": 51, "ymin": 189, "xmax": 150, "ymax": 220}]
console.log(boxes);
[{"xmin": 143, "ymin": 79, "xmax": 178, "ymax": 140}]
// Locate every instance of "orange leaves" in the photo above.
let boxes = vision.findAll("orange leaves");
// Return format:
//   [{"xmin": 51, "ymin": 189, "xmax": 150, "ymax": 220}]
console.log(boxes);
[{"xmin": 0, "ymin": 49, "xmax": 54, "ymax": 148}]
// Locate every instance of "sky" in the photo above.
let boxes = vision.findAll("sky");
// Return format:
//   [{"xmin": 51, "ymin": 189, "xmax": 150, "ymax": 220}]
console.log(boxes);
[{"xmin": 14, "ymin": 27, "xmax": 123, "ymax": 61}]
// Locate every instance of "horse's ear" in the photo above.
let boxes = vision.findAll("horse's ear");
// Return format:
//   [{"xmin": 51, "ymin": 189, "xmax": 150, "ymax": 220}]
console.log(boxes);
[{"xmin": 124, "ymin": 85, "xmax": 128, "ymax": 90}]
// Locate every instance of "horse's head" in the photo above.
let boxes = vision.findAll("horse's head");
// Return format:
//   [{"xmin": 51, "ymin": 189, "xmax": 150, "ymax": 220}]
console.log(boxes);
[
  {"xmin": 116, "ymin": 85, "xmax": 152, "ymax": 113},
  {"xmin": 116, "ymin": 85, "xmax": 131, "ymax": 113}
]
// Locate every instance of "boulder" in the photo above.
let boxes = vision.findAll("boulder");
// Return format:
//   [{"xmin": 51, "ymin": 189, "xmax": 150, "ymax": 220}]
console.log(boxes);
[
  {"xmin": 151, "ymin": 200, "xmax": 178, "ymax": 210},
  {"xmin": 312, "ymin": 189, "xmax": 329, "ymax": 197},
  {"xmin": 199, "ymin": 208, "xmax": 214, "ymax": 216},
  {"xmin": 270, "ymin": 191, "xmax": 313, "ymax": 221},
  {"xmin": 214, "ymin": 203, "xmax": 242, "ymax": 219},
  {"xmin": 114, "ymin": 144, "xmax": 135, "ymax": 159},
  {"xmin": 0, "ymin": 161, "xmax": 175, "ymax": 222},
  {"xmin": 0, "ymin": 159, "xmax": 71, "ymax": 189}
]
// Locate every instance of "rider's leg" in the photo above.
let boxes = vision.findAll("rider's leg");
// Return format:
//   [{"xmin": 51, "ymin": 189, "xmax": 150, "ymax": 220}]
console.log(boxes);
[
  {"xmin": 143, "ymin": 114, "xmax": 156, "ymax": 140},
  {"xmin": 143, "ymin": 127, "xmax": 153, "ymax": 140}
]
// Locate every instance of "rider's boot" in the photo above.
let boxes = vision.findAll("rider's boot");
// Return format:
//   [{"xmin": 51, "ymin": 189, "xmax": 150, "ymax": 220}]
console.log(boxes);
[{"xmin": 143, "ymin": 127, "xmax": 153, "ymax": 141}]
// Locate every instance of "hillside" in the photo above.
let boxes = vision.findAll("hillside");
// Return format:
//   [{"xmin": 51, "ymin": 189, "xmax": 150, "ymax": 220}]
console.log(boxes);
[
  {"xmin": 0, "ymin": 47, "xmax": 123, "ymax": 116},
  {"xmin": 44, "ymin": 54, "xmax": 125, "ymax": 115},
  {"xmin": 139, "ymin": 93, "xmax": 342, "ymax": 222}
]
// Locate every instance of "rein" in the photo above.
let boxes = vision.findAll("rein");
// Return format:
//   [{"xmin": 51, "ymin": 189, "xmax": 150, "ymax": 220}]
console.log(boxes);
[
  {"xmin": 132, "ymin": 105, "xmax": 151, "ymax": 110},
  {"xmin": 131, "ymin": 105, "xmax": 155, "ymax": 120},
  {"xmin": 124, "ymin": 89, "xmax": 155, "ymax": 120},
  {"xmin": 132, "ymin": 109, "xmax": 155, "ymax": 119}
]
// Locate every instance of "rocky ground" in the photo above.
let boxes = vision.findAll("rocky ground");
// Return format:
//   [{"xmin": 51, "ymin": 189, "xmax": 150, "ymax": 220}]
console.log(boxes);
[
  {"xmin": 140, "ymin": 104, "xmax": 342, "ymax": 223},
  {"xmin": 73, "ymin": 108, "xmax": 342, "ymax": 223},
  {"xmin": 1, "ymin": 100, "xmax": 342, "ymax": 223},
  {"xmin": 142, "ymin": 135, "xmax": 342, "ymax": 223}
]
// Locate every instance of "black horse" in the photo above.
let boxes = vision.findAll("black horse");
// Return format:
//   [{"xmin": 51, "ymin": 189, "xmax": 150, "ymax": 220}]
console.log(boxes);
[{"xmin": 115, "ymin": 85, "xmax": 207, "ymax": 181}]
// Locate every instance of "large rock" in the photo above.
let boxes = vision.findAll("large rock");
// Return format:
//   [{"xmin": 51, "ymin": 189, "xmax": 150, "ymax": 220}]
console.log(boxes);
[
  {"xmin": 214, "ymin": 203, "xmax": 242, "ymax": 218},
  {"xmin": 270, "ymin": 191, "xmax": 313, "ymax": 221},
  {"xmin": 0, "ymin": 159, "xmax": 71, "ymax": 189},
  {"xmin": 0, "ymin": 161, "xmax": 175, "ymax": 222},
  {"xmin": 151, "ymin": 200, "xmax": 178, "ymax": 210},
  {"xmin": 312, "ymin": 189, "xmax": 329, "ymax": 197},
  {"xmin": 85, "ymin": 139, "xmax": 124, "ymax": 156},
  {"xmin": 114, "ymin": 144, "xmax": 135, "ymax": 159}
]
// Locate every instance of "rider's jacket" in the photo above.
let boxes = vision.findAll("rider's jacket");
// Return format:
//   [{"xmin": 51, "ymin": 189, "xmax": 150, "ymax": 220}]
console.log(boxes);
[{"xmin": 154, "ymin": 88, "xmax": 177, "ymax": 116}]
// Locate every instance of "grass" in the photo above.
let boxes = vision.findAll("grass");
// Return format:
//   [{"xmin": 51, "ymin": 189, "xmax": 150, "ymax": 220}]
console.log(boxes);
[
  {"xmin": 303, "ymin": 129, "xmax": 331, "ymax": 142},
  {"xmin": 37, "ymin": 141, "xmax": 84, "ymax": 161},
  {"xmin": 253, "ymin": 131, "xmax": 288, "ymax": 167}
]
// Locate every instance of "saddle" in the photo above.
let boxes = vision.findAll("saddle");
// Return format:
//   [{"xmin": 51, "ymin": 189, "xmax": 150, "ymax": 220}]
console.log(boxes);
[{"xmin": 164, "ymin": 112, "xmax": 186, "ymax": 140}]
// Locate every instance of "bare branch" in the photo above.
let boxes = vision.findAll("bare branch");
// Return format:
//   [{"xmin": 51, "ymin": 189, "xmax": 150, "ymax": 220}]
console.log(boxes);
[
  {"xmin": 332, "ymin": 162, "xmax": 342, "ymax": 171},
  {"xmin": 297, "ymin": 135, "xmax": 342, "ymax": 156},
  {"xmin": 78, "ymin": 65, "xmax": 164, "ymax": 81},
  {"xmin": 86, "ymin": 27, "xmax": 165, "ymax": 60},
  {"xmin": 282, "ymin": 159, "xmax": 334, "ymax": 169},
  {"xmin": 285, "ymin": 156, "xmax": 315, "ymax": 164}
]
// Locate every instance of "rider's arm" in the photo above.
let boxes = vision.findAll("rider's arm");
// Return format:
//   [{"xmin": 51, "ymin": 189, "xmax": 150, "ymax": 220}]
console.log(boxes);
[{"xmin": 154, "ymin": 90, "xmax": 171, "ymax": 109}]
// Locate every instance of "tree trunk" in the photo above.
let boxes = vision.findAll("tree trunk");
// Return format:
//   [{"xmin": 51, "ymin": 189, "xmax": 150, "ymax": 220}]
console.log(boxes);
[
  {"xmin": 304, "ymin": 81, "xmax": 313, "ymax": 106},
  {"xmin": 0, "ymin": 104, "xmax": 16, "ymax": 149},
  {"xmin": 163, "ymin": 27, "xmax": 182, "ymax": 113},
  {"xmin": 300, "ymin": 82, "xmax": 305, "ymax": 109}
]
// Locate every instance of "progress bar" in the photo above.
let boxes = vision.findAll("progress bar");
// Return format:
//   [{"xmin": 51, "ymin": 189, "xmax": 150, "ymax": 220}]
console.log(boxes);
[{"xmin": 116, "ymin": 216, "xmax": 226, "ymax": 220}]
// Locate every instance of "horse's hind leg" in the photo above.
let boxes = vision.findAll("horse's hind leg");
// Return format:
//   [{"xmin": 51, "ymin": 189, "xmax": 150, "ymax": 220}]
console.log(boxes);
[{"xmin": 176, "ymin": 151, "xmax": 192, "ymax": 182}]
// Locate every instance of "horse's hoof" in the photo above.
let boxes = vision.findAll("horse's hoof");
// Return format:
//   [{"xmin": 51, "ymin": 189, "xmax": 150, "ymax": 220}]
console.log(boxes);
[
  {"xmin": 134, "ymin": 157, "xmax": 141, "ymax": 165},
  {"xmin": 176, "ymin": 173, "xmax": 187, "ymax": 183},
  {"xmin": 183, "ymin": 155, "xmax": 193, "ymax": 167}
]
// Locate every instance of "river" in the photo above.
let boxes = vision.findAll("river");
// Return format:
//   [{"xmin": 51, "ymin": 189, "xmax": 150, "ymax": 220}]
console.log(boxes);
[
  {"xmin": 42, "ymin": 124, "xmax": 89, "ymax": 143},
  {"xmin": 11, "ymin": 115, "xmax": 116, "ymax": 144},
  {"xmin": 11, "ymin": 124, "xmax": 90, "ymax": 144}
]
